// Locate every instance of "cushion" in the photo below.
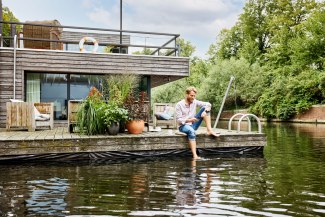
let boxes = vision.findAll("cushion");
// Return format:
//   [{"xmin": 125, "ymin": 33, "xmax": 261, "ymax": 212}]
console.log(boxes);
[
  {"xmin": 155, "ymin": 112, "xmax": 172, "ymax": 120},
  {"xmin": 34, "ymin": 107, "xmax": 50, "ymax": 121},
  {"xmin": 10, "ymin": 99, "xmax": 24, "ymax": 102},
  {"xmin": 164, "ymin": 106, "xmax": 175, "ymax": 117}
]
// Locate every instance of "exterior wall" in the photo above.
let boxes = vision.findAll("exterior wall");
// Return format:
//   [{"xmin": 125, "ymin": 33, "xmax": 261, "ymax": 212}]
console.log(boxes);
[
  {"xmin": 292, "ymin": 105, "xmax": 325, "ymax": 123},
  {"xmin": 0, "ymin": 48, "xmax": 189, "ymax": 127},
  {"xmin": 220, "ymin": 105, "xmax": 325, "ymax": 123}
]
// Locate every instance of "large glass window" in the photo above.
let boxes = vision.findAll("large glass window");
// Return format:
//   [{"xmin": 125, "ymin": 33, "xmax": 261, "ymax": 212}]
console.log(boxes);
[
  {"xmin": 40, "ymin": 74, "xmax": 68, "ymax": 120},
  {"xmin": 26, "ymin": 73, "xmax": 103, "ymax": 120},
  {"xmin": 70, "ymin": 74, "xmax": 102, "ymax": 100}
]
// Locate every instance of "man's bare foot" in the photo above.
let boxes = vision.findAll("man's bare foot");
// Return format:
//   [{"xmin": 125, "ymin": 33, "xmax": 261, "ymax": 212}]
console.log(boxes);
[
  {"xmin": 193, "ymin": 155, "xmax": 201, "ymax": 160},
  {"xmin": 207, "ymin": 131, "xmax": 220, "ymax": 137}
]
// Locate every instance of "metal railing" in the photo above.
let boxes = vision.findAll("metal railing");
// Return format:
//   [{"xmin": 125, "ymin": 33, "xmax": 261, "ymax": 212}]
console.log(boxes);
[
  {"xmin": 0, "ymin": 21, "xmax": 180, "ymax": 56},
  {"xmin": 228, "ymin": 113, "xmax": 262, "ymax": 133}
]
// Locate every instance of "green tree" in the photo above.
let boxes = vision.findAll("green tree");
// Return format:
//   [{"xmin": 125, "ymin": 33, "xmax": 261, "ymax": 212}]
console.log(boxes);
[
  {"xmin": 289, "ymin": 4, "xmax": 325, "ymax": 70},
  {"xmin": 2, "ymin": 6, "xmax": 20, "ymax": 46}
]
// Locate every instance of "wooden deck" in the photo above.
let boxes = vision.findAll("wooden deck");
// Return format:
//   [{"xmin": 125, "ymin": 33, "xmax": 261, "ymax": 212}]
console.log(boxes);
[{"xmin": 0, "ymin": 127, "xmax": 266, "ymax": 162}]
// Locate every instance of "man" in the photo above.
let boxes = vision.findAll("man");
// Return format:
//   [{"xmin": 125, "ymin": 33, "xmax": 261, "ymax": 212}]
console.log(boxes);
[{"xmin": 175, "ymin": 86, "xmax": 219, "ymax": 159}]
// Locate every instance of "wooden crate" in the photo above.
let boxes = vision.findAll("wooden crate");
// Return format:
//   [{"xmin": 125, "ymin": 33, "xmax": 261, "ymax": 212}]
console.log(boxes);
[{"xmin": 68, "ymin": 100, "xmax": 83, "ymax": 133}]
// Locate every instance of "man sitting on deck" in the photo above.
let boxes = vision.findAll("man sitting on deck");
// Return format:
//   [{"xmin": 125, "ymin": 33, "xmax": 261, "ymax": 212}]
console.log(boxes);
[{"xmin": 175, "ymin": 86, "xmax": 219, "ymax": 159}]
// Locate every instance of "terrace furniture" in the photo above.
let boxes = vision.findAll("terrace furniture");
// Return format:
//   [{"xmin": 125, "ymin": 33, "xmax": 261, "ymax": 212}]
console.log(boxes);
[
  {"xmin": 153, "ymin": 103, "xmax": 176, "ymax": 129},
  {"xmin": 68, "ymin": 100, "xmax": 83, "ymax": 133},
  {"xmin": 6, "ymin": 102, "xmax": 54, "ymax": 131}
]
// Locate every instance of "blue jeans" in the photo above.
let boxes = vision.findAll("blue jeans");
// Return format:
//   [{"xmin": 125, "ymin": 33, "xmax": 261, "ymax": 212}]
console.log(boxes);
[{"xmin": 179, "ymin": 107, "xmax": 207, "ymax": 141}]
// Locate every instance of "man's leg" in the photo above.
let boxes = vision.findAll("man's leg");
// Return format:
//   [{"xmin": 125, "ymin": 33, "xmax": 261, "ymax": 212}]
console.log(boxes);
[
  {"xmin": 179, "ymin": 125, "xmax": 200, "ymax": 159},
  {"xmin": 193, "ymin": 108, "xmax": 219, "ymax": 137},
  {"xmin": 188, "ymin": 140, "xmax": 200, "ymax": 159},
  {"xmin": 202, "ymin": 113, "xmax": 219, "ymax": 137}
]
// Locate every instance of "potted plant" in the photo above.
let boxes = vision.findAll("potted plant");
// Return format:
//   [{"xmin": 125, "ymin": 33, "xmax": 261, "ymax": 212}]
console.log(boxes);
[
  {"xmin": 102, "ymin": 73, "xmax": 140, "ymax": 132},
  {"xmin": 124, "ymin": 91, "xmax": 149, "ymax": 134},
  {"xmin": 77, "ymin": 87, "xmax": 106, "ymax": 135},
  {"xmin": 102, "ymin": 102, "xmax": 128, "ymax": 135}
]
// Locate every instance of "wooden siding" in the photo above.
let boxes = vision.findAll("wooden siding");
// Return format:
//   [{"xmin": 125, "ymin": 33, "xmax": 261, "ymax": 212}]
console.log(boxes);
[{"xmin": 0, "ymin": 48, "xmax": 189, "ymax": 127}]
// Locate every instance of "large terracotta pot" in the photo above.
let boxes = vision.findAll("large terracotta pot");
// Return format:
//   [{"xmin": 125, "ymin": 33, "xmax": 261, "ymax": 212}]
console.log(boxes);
[{"xmin": 126, "ymin": 120, "xmax": 144, "ymax": 134}]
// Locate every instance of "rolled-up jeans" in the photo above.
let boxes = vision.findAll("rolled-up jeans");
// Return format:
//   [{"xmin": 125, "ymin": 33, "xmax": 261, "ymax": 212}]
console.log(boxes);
[{"xmin": 179, "ymin": 107, "xmax": 208, "ymax": 141}]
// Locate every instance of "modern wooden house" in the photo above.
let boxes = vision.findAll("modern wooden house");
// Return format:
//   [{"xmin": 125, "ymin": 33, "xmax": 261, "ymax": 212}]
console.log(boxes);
[{"xmin": 0, "ymin": 20, "xmax": 189, "ymax": 127}]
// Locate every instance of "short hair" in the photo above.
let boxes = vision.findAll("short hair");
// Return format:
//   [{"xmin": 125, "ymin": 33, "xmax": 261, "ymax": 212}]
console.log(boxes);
[{"xmin": 185, "ymin": 86, "xmax": 197, "ymax": 94}]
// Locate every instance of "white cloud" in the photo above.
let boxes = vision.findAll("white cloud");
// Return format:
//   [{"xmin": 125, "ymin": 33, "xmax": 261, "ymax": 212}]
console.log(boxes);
[{"xmin": 3, "ymin": 0, "xmax": 244, "ymax": 58}]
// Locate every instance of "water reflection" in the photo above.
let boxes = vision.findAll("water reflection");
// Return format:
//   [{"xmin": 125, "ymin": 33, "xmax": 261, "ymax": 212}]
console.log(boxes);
[{"xmin": 0, "ymin": 123, "xmax": 325, "ymax": 216}]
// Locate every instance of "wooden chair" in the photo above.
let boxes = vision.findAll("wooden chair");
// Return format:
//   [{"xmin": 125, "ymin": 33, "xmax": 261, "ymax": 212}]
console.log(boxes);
[
  {"xmin": 6, "ymin": 102, "xmax": 54, "ymax": 131},
  {"xmin": 68, "ymin": 100, "xmax": 83, "ymax": 133},
  {"xmin": 153, "ymin": 103, "xmax": 177, "ymax": 129}
]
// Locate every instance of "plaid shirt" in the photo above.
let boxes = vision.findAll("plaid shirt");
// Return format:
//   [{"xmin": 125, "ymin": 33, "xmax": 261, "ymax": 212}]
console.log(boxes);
[{"xmin": 175, "ymin": 99, "xmax": 211, "ymax": 126}]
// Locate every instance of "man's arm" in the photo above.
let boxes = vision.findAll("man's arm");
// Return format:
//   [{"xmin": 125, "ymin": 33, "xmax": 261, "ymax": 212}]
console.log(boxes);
[
  {"xmin": 175, "ymin": 102, "xmax": 198, "ymax": 125},
  {"xmin": 196, "ymin": 100, "xmax": 211, "ymax": 111}
]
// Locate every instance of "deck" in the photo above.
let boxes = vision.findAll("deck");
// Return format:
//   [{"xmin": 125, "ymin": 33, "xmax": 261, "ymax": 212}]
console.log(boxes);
[{"xmin": 0, "ymin": 127, "xmax": 266, "ymax": 162}]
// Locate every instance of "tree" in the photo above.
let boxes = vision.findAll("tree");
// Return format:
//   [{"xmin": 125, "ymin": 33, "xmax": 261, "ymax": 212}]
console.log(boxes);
[
  {"xmin": 289, "ymin": 4, "xmax": 325, "ymax": 70},
  {"xmin": 2, "ymin": 7, "xmax": 20, "ymax": 47}
]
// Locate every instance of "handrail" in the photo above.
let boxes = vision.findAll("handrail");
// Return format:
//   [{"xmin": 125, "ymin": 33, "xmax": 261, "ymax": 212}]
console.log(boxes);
[
  {"xmin": 0, "ymin": 21, "xmax": 180, "ymax": 56},
  {"xmin": 0, "ymin": 20, "xmax": 180, "ymax": 37},
  {"xmin": 237, "ymin": 114, "xmax": 262, "ymax": 133},
  {"xmin": 228, "ymin": 113, "xmax": 251, "ymax": 132}
]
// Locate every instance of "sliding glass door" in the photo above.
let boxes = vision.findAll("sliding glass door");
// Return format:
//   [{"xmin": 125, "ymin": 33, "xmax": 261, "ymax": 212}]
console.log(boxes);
[
  {"xmin": 26, "ymin": 72, "xmax": 149, "ymax": 120},
  {"xmin": 25, "ymin": 72, "xmax": 102, "ymax": 120}
]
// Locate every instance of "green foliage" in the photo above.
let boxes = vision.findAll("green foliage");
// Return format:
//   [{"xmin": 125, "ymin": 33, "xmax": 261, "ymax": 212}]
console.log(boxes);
[
  {"xmin": 177, "ymin": 38, "xmax": 195, "ymax": 57},
  {"xmin": 289, "ymin": 6, "xmax": 325, "ymax": 70},
  {"xmin": 102, "ymin": 74, "xmax": 139, "ymax": 106},
  {"xmin": 205, "ymin": 0, "xmax": 324, "ymax": 120},
  {"xmin": 2, "ymin": 7, "xmax": 20, "ymax": 35},
  {"xmin": 102, "ymin": 102, "xmax": 128, "ymax": 126},
  {"xmin": 77, "ymin": 96, "xmax": 106, "ymax": 135},
  {"xmin": 251, "ymin": 70, "xmax": 322, "ymax": 119},
  {"xmin": 199, "ymin": 58, "xmax": 267, "ymax": 112}
]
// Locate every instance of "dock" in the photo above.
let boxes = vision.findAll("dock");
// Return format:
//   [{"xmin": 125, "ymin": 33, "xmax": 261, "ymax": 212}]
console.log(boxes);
[{"xmin": 0, "ymin": 127, "xmax": 266, "ymax": 162}]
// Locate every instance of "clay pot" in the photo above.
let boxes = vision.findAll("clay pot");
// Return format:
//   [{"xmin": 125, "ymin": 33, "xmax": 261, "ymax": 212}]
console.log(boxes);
[
  {"xmin": 107, "ymin": 122, "xmax": 120, "ymax": 135},
  {"xmin": 126, "ymin": 120, "xmax": 144, "ymax": 134}
]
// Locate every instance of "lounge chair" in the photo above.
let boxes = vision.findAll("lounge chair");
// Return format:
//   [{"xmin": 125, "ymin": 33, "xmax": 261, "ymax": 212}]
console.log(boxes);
[{"xmin": 6, "ymin": 102, "xmax": 54, "ymax": 131}]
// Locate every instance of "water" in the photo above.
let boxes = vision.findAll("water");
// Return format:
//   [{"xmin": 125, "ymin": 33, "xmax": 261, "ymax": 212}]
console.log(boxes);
[{"xmin": 0, "ymin": 123, "xmax": 325, "ymax": 216}]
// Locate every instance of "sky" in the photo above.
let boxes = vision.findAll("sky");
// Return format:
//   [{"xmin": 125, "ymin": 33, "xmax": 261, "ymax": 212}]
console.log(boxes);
[{"xmin": 2, "ymin": 0, "xmax": 245, "ymax": 58}]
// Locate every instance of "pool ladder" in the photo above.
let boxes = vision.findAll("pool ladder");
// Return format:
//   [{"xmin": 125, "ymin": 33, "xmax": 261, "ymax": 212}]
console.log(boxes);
[{"xmin": 228, "ymin": 113, "xmax": 262, "ymax": 133}]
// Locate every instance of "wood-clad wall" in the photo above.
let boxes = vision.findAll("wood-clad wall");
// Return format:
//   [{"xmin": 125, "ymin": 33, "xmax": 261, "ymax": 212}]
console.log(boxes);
[{"xmin": 0, "ymin": 48, "xmax": 189, "ymax": 127}]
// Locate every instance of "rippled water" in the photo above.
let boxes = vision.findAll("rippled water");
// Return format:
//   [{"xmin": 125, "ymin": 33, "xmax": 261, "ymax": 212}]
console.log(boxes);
[{"xmin": 0, "ymin": 123, "xmax": 325, "ymax": 216}]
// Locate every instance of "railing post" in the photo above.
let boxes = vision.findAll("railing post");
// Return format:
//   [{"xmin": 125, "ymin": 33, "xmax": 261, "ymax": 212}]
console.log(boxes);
[
  {"xmin": 13, "ymin": 35, "xmax": 17, "ymax": 99},
  {"xmin": 10, "ymin": 24, "xmax": 16, "ymax": 47}
]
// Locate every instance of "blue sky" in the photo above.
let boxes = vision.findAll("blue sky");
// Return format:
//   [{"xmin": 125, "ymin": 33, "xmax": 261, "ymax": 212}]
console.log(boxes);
[{"xmin": 3, "ymin": 0, "xmax": 245, "ymax": 58}]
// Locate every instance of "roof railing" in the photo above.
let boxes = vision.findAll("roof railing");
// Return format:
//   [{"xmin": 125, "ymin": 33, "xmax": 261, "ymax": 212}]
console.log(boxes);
[{"xmin": 0, "ymin": 21, "xmax": 180, "ymax": 56}]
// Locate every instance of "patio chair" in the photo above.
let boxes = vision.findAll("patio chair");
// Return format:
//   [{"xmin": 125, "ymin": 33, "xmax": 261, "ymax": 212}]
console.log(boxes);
[
  {"xmin": 6, "ymin": 102, "xmax": 54, "ymax": 131},
  {"xmin": 153, "ymin": 103, "xmax": 177, "ymax": 129}
]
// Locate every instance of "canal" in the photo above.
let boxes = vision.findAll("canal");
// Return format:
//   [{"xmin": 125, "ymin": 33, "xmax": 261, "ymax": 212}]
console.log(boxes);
[{"xmin": 0, "ymin": 122, "xmax": 324, "ymax": 216}]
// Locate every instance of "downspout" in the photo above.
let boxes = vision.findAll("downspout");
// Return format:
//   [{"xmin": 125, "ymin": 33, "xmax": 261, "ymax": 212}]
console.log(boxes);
[{"xmin": 13, "ymin": 34, "xmax": 17, "ymax": 99}]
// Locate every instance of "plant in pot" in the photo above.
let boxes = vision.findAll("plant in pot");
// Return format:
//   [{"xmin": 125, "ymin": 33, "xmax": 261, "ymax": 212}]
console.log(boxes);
[
  {"xmin": 124, "ymin": 91, "xmax": 149, "ymax": 134},
  {"xmin": 102, "ymin": 102, "xmax": 128, "ymax": 135},
  {"xmin": 77, "ymin": 87, "xmax": 106, "ymax": 135},
  {"xmin": 102, "ymin": 73, "xmax": 139, "ymax": 132}
]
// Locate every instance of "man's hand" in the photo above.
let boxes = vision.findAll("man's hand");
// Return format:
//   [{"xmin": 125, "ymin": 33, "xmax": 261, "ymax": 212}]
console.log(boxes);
[{"xmin": 187, "ymin": 117, "xmax": 198, "ymax": 123}]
